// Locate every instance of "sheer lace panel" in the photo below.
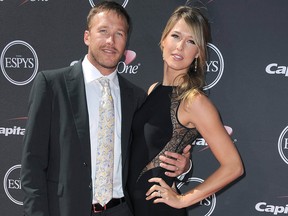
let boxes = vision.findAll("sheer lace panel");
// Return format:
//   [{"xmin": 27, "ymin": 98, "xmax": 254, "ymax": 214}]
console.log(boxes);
[{"xmin": 137, "ymin": 88, "xmax": 198, "ymax": 181}]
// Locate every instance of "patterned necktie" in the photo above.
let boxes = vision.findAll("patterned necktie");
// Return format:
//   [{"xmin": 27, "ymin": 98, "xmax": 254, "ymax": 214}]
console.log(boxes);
[{"xmin": 94, "ymin": 77, "xmax": 114, "ymax": 206}]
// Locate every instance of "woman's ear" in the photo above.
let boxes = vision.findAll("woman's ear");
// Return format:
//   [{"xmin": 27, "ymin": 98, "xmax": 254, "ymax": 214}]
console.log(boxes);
[
  {"xmin": 160, "ymin": 40, "xmax": 164, "ymax": 51},
  {"xmin": 195, "ymin": 50, "xmax": 200, "ymax": 59}
]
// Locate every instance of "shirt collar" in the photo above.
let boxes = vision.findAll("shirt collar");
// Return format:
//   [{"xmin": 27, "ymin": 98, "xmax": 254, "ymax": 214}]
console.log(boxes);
[{"xmin": 82, "ymin": 55, "xmax": 118, "ymax": 87}]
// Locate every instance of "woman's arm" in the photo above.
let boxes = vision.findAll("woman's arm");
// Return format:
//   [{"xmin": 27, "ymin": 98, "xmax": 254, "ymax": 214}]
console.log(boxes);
[{"xmin": 146, "ymin": 94, "xmax": 244, "ymax": 208}]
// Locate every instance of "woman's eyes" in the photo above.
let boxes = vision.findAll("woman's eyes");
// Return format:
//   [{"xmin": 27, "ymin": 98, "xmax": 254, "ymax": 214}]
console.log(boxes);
[
  {"xmin": 171, "ymin": 34, "xmax": 179, "ymax": 39},
  {"xmin": 188, "ymin": 40, "xmax": 196, "ymax": 45},
  {"xmin": 171, "ymin": 34, "xmax": 195, "ymax": 45}
]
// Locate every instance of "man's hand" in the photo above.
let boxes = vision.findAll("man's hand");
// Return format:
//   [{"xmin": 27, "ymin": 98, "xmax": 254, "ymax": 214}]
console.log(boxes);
[{"xmin": 159, "ymin": 145, "xmax": 191, "ymax": 177}]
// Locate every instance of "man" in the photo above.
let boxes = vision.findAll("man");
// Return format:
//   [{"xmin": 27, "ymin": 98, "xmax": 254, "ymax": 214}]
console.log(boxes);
[{"xmin": 21, "ymin": 1, "xmax": 191, "ymax": 216}]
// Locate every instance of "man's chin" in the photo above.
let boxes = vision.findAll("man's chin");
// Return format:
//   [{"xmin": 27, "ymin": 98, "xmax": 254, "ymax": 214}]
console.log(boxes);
[{"xmin": 97, "ymin": 63, "xmax": 119, "ymax": 74}]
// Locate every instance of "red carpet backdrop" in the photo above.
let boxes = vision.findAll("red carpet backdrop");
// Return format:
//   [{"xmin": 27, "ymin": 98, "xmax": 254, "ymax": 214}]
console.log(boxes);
[{"xmin": 0, "ymin": 0, "xmax": 288, "ymax": 215}]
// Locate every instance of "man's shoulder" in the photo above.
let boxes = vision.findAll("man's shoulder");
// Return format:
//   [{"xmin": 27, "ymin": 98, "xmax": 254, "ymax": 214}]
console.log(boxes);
[
  {"xmin": 39, "ymin": 61, "xmax": 82, "ymax": 80},
  {"xmin": 118, "ymin": 74, "xmax": 145, "ymax": 93},
  {"xmin": 41, "ymin": 65, "xmax": 74, "ymax": 77}
]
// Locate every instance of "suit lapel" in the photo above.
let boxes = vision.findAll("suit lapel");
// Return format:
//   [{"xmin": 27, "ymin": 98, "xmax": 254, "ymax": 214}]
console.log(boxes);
[
  {"xmin": 118, "ymin": 75, "xmax": 134, "ymax": 167},
  {"xmin": 64, "ymin": 61, "xmax": 91, "ymax": 165}
]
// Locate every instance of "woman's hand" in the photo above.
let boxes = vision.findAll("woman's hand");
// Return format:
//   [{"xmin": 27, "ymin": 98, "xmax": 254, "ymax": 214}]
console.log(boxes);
[{"xmin": 146, "ymin": 177, "xmax": 186, "ymax": 209}]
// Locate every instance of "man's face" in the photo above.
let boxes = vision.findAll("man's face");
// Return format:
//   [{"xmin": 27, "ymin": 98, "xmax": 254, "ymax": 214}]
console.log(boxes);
[{"xmin": 84, "ymin": 11, "xmax": 128, "ymax": 75}]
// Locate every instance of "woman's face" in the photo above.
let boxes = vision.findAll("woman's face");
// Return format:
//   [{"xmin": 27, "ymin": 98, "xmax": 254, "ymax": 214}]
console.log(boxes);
[{"xmin": 161, "ymin": 18, "xmax": 199, "ymax": 74}]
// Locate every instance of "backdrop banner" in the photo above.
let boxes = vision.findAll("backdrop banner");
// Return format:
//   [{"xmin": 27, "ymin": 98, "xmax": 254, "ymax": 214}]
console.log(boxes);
[{"xmin": 0, "ymin": 0, "xmax": 287, "ymax": 215}]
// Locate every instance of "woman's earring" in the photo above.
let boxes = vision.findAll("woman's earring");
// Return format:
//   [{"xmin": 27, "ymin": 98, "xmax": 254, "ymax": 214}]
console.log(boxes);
[{"xmin": 194, "ymin": 58, "xmax": 198, "ymax": 72}]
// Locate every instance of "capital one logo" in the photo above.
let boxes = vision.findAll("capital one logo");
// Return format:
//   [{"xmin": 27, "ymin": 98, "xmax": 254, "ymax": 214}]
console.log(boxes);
[
  {"xmin": 193, "ymin": 125, "xmax": 234, "ymax": 152},
  {"xmin": 266, "ymin": 63, "xmax": 288, "ymax": 77},
  {"xmin": 89, "ymin": 0, "xmax": 129, "ymax": 7},
  {"xmin": 3, "ymin": 164, "xmax": 23, "ymax": 205},
  {"xmin": 255, "ymin": 201, "xmax": 288, "ymax": 215},
  {"xmin": 70, "ymin": 49, "xmax": 140, "ymax": 74},
  {"xmin": 204, "ymin": 43, "xmax": 224, "ymax": 90},
  {"xmin": 19, "ymin": 0, "xmax": 48, "ymax": 6},
  {"xmin": 1, "ymin": 40, "xmax": 39, "ymax": 85},
  {"xmin": 117, "ymin": 50, "xmax": 140, "ymax": 75},
  {"xmin": 178, "ymin": 177, "xmax": 216, "ymax": 216},
  {"xmin": 278, "ymin": 126, "xmax": 288, "ymax": 165},
  {"xmin": 0, "ymin": 117, "xmax": 27, "ymax": 137}
]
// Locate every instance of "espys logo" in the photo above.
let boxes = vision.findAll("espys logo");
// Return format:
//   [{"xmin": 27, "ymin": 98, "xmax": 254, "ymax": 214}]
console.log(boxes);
[
  {"xmin": 89, "ymin": 0, "xmax": 129, "ymax": 7},
  {"xmin": 266, "ymin": 63, "xmax": 288, "ymax": 77},
  {"xmin": 204, "ymin": 43, "xmax": 224, "ymax": 90},
  {"xmin": 178, "ymin": 177, "xmax": 216, "ymax": 216},
  {"xmin": 278, "ymin": 126, "xmax": 288, "ymax": 165},
  {"xmin": 1, "ymin": 40, "xmax": 39, "ymax": 85},
  {"xmin": 3, "ymin": 165, "xmax": 23, "ymax": 205}
]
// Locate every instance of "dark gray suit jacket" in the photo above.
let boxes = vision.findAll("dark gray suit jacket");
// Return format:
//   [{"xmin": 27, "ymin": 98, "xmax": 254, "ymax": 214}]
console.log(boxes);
[{"xmin": 20, "ymin": 60, "xmax": 146, "ymax": 216}]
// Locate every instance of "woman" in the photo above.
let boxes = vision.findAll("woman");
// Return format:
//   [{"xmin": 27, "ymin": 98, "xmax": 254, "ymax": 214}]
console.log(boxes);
[{"xmin": 127, "ymin": 6, "xmax": 244, "ymax": 216}]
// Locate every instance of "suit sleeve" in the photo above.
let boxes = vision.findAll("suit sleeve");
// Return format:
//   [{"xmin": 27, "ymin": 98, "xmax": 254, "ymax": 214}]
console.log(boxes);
[{"xmin": 21, "ymin": 72, "xmax": 52, "ymax": 216}]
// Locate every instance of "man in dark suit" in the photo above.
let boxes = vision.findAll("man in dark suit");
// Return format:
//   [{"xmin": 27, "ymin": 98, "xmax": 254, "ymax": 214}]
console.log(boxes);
[{"xmin": 21, "ymin": 2, "xmax": 191, "ymax": 216}]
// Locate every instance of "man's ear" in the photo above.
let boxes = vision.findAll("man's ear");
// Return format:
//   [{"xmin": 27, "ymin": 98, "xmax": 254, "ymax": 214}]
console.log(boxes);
[{"xmin": 84, "ymin": 30, "xmax": 90, "ymax": 46}]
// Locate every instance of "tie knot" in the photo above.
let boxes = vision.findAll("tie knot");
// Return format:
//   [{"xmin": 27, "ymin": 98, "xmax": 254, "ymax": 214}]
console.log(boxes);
[{"xmin": 98, "ymin": 77, "xmax": 110, "ymax": 88}]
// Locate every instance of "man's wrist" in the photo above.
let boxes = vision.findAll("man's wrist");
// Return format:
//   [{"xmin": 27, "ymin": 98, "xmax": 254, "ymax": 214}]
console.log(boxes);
[{"xmin": 177, "ymin": 159, "xmax": 192, "ymax": 180}]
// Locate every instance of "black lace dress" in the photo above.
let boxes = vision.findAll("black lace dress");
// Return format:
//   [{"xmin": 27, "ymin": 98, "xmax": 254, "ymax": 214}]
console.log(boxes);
[{"xmin": 127, "ymin": 84, "xmax": 199, "ymax": 216}]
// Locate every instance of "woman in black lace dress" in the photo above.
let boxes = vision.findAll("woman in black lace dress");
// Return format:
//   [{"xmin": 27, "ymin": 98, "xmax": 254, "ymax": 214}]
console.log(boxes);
[{"xmin": 127, "ymin": 6, "xmax": 244, "ymax": 216}]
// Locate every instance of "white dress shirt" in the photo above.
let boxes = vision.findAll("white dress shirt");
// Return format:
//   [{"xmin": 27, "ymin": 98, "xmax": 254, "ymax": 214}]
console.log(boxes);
[{"xmin": 82, "ymin": 56, "xmax": 123, "ymax": 204}]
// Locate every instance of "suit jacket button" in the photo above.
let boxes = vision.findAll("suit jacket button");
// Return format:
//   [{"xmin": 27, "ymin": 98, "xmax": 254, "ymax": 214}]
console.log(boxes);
[
  {"xmin": 89, "ymin": 183, "xmax": 92, "ymax": 189},
  {"xmin": 83, "ymin": 162, "xmax": 87, "ymax": 167}
]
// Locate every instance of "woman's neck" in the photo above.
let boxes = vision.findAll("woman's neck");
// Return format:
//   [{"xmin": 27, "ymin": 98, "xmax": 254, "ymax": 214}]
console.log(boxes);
[
  {"xmin": 163, "ymin": 65, "xmax": 186, "ymax": 86},
  {"xmin": 163, "ymin": 65, "xmax": 175, "ymax": 86}
]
